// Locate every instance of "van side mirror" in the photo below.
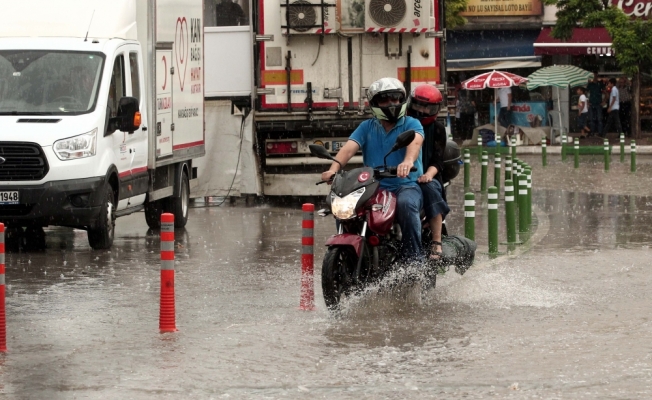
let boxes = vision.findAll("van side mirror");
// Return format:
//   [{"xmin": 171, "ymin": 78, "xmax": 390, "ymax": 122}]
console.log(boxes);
[{"xmin": 107, "ymin": 97, "xmax": 141, "ymax": 135}]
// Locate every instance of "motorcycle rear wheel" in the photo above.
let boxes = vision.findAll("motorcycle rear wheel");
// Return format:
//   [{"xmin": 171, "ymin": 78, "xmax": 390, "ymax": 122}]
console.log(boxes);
[{"xmin": 322, "ymin": 246, "xmax": 358, "ymax": 312}]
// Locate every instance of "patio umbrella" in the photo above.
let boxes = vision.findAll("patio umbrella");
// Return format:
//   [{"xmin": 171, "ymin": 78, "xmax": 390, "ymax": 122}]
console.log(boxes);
[
  {"xmin": 526, "ymin": 65, "xmax": 594, "ymax": 111},
  {"xmin": 461, "ymin": 70, "xmax": 529, "ymax": 135}
]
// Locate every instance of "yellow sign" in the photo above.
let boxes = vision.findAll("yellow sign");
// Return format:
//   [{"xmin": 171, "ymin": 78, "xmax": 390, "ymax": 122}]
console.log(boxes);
[{"xmin": 460, "ymin": 0, "xmax": 542, "ymax": 16}]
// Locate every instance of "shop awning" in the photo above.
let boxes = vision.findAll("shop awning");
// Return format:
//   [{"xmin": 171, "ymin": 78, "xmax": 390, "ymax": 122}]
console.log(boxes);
[
  {"xmin": 533, "ymin": 27, "xmax": 613, "ymax": 56},
  {"xmin": 446, "ymin": 30, "xmax": 541, "ymax": 71}
]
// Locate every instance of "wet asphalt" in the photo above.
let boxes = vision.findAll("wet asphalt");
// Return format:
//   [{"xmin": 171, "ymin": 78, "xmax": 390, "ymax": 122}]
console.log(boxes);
[{"xmin": 0, "ymin": 154, "xmax": 651, "ymax": 399}]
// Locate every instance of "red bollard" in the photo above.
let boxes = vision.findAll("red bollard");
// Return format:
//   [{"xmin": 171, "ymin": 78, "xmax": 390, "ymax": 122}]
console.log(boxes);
[
  {"xmin": 159, "ymin": 213, "xmax": 177, "ymax": 332},
  {"xmin": 0, "ymin": 223, "xmax": 6, "ymax": 352},
  {"xmin": 300, "ymin": 204, "xmax": 315, "ymax": 311}
]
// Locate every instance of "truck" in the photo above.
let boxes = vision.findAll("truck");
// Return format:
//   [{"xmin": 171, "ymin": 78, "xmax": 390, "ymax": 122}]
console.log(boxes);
[
  {"xmin": 0, "ymin": 0, "xmax": 204, "ymax": 249},
  {"xmin": 252, "ymin": 0, "xmax": 446, "ymax": 196}
]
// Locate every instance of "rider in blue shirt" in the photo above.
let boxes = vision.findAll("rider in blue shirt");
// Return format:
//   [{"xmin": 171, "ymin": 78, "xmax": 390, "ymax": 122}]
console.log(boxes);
[{"xmin": 321, "ymin": 77, "xmax": 426, "ymax": 262}]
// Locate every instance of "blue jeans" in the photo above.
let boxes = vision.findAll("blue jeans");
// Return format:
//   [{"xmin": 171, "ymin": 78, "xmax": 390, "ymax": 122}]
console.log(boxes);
[
  {"xmin": 589, "ymin": 104, "xmax": 603, "ymax": 135},
  {"xmin": 420, "ymin": 180, "xmax": 450, "ymax": 221},
  {"xmin": 393, "ymin": 185, "xmax": 423, "ymax": 262},
  {"xmin": 498, "ymin": 107, "xmax": 512, "ymax": 128}
]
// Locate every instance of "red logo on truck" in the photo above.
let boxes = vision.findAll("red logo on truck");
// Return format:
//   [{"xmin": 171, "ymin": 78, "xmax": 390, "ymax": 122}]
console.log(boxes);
[{"xmin": 175, "ymin": 17, "xmax": 189, "ymax": 91}]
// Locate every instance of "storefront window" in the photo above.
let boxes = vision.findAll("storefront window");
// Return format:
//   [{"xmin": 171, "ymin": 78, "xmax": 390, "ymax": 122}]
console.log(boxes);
[{"xmin": 204, "ymin": 0, "xmax": 250, "ymax": 27}]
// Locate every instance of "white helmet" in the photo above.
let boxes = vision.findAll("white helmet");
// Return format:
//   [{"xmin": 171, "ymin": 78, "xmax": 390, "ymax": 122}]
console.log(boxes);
[{"xmin": 367, "ymin": 77, "xmax": 407, "ymax": 123}]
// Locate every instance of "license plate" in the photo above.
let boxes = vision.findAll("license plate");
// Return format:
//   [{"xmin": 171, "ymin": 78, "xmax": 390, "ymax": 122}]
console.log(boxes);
[
  {"xmin": 332, "ymin": 141, "xmax": 346, "ymax": 151},
  {"xmin": 0, "ymin": 191, "xmax": 19, "ymax": 205}
]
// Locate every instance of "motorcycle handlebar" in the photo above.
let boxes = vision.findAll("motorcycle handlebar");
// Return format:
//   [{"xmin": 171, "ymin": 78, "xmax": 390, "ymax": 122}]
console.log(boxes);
[{"xmin": 315, "ymin": 166, "xmax": 416, "ymax": 184}]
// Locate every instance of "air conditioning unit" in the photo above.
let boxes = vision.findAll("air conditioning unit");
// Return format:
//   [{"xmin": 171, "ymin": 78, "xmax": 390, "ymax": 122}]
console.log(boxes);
[
  {"xmin": 364, "ymin": 0, "xmax": 430, "ymax": 32},
  {"xmin": 280, "ymin": 0, "xmax": 337, "ymax": 35}
]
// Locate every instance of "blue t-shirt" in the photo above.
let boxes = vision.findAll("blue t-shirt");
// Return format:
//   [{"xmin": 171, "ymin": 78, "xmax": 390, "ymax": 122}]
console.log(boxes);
[{"xmin": 349, "ymin": 116, "xmax": 424, "ymax": 192}]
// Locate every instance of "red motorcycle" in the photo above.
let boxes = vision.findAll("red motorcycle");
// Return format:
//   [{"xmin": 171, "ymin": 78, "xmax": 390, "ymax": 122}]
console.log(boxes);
[{"xmin": 310, "ymin": 130, "xmax": 474, "ymax": 311}]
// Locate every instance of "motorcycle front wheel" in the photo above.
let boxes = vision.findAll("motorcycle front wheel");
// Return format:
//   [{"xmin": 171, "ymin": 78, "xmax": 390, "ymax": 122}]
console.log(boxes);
[{"xmin": 322, "ymin": 246, "xmax": 359, "ymax": 312}]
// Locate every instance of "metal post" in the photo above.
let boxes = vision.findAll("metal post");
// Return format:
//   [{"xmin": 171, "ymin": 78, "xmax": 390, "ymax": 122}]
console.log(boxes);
[
  {"xmin": 604, "ymin": 138, "xmax": 610, "ymax": 172},
  {"xmin": 561, "ymin": 132, "xmax": 567, "ymax": 161},
  {"xmin": 574, "ymin": 137, "xmax": 579, "ymax": 169},
  {"xmin": 488, "ymin": 186, "xmax": 499, "ymax": 254},
  {"xmin": 504, "ymin": 155, "xmax": 512, "ymax": 182},
  {"xmin": 494, "ymin": 153, "xmax": 501, "ymax": 194},
  {"xmin": 478, "ymin": 135, "xmax": 483, "ymax": 163},
  {"xmin": 300, "ymin": 203, "xmax": 315, "ymax": 311},
  {"xmin": 620, "ymin": 133, "xmax": 625, "ymax": 163},
  {"xmin": 518, "ymin": 174, "xmax": 529, "ymax": 235},
  {"xmin": 463, "ymin": 149, "xmax": 471, "ymax": 188},
  {"xmin": 525, "ymin": 167, "xmax": 532, "ymax": 229},
  {"xmin": 504, "ymin": 179, "xmax": 517, "ymax": 244},
  {"xmin": 541, "ymin": 139, "xmax": 547, "ymax": 166},
  {"xmin": 481, "ymin": 151, "xmax": 488, "ymax": 192},
  {"xmin": 631, "ymin": 140, "xmax": 637, "ymax": 173},
  {"xmin": 464, "ymin": 192, "xmax": 475, "ymax": 241}
]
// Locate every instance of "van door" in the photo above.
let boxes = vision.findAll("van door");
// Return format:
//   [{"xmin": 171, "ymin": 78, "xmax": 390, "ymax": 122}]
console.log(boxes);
[
  {"xmin": 155, "ymin": 48, "xmax": 173, "ymax": 158},
  {"xmin": 126, "ymin": 47, "xmax": 149, "ymax": 198}
]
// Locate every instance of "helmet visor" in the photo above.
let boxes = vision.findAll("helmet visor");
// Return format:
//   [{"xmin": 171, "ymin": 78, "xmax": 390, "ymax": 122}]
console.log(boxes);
[{"xmin": 409, "ymin": 97, "xmax": 441, "ymax": 116}]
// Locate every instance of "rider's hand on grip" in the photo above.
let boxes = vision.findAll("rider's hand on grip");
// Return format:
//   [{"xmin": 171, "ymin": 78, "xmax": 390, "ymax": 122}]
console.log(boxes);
[{"xmin": 319, "ymin": 170, "xmax": 336, "ymax": 185}]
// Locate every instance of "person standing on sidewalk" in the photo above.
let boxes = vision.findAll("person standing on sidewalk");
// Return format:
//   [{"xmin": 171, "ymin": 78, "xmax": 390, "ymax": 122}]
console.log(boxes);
[
  {"xmin": 576, "ymin": 87, "xmax": 590, "ymax": 138},
  {"xmin": 498, "ymin": 86, "xmax": 512, "ymax": 128},
  {"xmin": 587, "ymin": 73, "xmax": 604, "ymax": 136},
  {"xmin": 618, "ymin": 77, "xmax": 632, "ymax": 137},
  {"xmin": 601, "ymin": 78, "xmax": 622, "ymax": 138}
]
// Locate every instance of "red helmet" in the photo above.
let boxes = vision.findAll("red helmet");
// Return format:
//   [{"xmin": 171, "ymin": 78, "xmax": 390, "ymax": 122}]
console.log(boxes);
[{"xmin": 407, "ymin": 84, "xmax": 443, "ymax": 125}]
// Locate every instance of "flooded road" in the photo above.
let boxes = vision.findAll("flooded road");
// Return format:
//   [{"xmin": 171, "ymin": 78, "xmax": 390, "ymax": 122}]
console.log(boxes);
[{"xmin": 0, "ymin": 155, "xmax": 651, "ymax": 399}]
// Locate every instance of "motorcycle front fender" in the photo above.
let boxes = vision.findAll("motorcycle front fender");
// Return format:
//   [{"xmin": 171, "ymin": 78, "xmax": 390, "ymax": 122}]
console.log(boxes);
[{"xmin": 325, "ymin": 233, "xmax": 364, "ymax": 257}]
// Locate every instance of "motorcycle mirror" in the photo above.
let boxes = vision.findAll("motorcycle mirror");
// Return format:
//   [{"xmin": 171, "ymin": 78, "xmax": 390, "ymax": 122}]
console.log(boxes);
[
  {"xmin": 391, "ymin": 130, "xmax": 416, "ymax": 152},
  {"xmin": 309, "ymin": 144, "xmax": 335, "ymax": 160},
  {"xmin": 383, "ymin": 129, "xmax": 416, "ymax": 166}
]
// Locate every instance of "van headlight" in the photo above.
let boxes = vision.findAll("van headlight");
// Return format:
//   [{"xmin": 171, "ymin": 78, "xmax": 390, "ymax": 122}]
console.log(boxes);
[
  {"xmin": 53, "ymin": 128, "xmax": 97, "ymax": 160},
  {"xmin": 331, "ymin": 187, "xmax": 365, "ymax": 220}
]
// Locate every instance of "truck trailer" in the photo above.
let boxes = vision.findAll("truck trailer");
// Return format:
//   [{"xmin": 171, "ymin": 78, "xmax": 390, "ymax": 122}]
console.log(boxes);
[
  {"xmin": 0, "ymin": 0, "xmax": 204, "ymax": 249},
  {"xmin": 253, "ymin": 0, "xmax": 446, "ymax": 196}
]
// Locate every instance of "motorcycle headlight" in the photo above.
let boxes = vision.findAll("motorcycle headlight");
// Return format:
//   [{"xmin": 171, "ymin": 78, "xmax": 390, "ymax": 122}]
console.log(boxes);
[
  {"xmin": 331, "ymin": 187, "xmax": 366, "ymax": 220},
  {"xmin": 53, "ymin": 128, "xmax": 97, "ymax": 160}
]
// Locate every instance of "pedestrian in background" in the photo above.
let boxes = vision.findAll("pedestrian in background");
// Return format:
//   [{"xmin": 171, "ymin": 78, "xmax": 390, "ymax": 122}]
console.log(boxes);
[
  {"xmin": 601, "ymin": 78, "xmax": 622, "ymax": 138},
  {"xmin": 498, "ymin": 86, "xmax": 512, "ymax": 128},
  {"xmin": 576, "ymin": 87, "xmax": 590, "ymax": 138},
  {"xmin": 457, "ymin": 90, "xmax": 476, "ymax": 141},
  {"xmin": 587, "ymin": 72, "xmax": 604, "ymax": 136},
  {"xmin": 618, "ymin": 77, "xmax": 632, "ymax": 137}
]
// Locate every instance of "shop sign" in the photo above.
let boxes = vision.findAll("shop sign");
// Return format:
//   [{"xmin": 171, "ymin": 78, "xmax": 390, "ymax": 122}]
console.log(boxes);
[
  {"xmin": 489, "ymin": 102, "xmax": 548, "ymax": 129},
  {"xmin": 611, "ymin": 0, "xmax": 652, "ymax": 19},
  {"xmin": 460, "ymin": 0, "xmax": 543, "ymax": 17}
]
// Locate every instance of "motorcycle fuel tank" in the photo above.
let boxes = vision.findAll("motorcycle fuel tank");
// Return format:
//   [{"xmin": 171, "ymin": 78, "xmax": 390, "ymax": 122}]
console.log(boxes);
[{"xmin": 366, "ymin": 188, "xmax": 396, "ymax": 236}]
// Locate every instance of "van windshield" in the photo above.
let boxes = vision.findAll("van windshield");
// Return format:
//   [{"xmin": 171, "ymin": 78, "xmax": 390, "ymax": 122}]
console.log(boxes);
[{"xmin": 0, "ymin": 50, "xmax": 105, "ymax": 115}]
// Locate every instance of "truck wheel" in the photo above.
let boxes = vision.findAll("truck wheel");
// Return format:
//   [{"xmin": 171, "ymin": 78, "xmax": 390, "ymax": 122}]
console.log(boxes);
[
  {"xmin": 169, "ymin": 172, "xmax": 189, "ymax": 228},
  {"xmin": 144, "ymin": 198, "xmax": 166, "ymax": 229},
  {"xmin": 87, "ymin": 185, "xmax": 115, "ymax": 250}
]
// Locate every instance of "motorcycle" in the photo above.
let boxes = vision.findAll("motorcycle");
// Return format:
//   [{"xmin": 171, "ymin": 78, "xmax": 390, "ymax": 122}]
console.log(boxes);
[{"xmin": 310, "ymin": 130, "xmax": 476, "ymax": 311}]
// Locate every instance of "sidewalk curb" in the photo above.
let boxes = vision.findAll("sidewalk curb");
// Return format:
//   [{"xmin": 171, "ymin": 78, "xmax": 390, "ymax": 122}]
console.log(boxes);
[{"xmin": 466, "ymin": 145, "xmax": 652, "ymax": 155}]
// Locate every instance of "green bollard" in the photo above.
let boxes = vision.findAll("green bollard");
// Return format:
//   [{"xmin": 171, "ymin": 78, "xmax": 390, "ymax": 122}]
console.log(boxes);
[
  {"xmin": 504, "ymin": 155, "xmax": 512, "ymax": 182},
  {"xmin": 494, "ymin": 153, "xmax": 501, "ymax": 194},
  {"xmin": 561, "ymin": 132, "xmax": 567, "ymax": 162},
  {"xmin": 620, "ymin": 133, "xmax": 625, "ymax": 163},
  {"xmin": 574, "ymin": 137, "xmax": 579, "ymax": 169},
  {"xmin": 631, "ymin": 140, "xmax": 637, "ymax": 173},
  {"xmin": 541, "ymin": 139, "xmax": 547, "ymax": 167},
  {"xmin": 504, "ymin": 179, "xmax": 518, "ymax": 244},
  {"xmin": 518, "ymin": 174, "xmax": 529, "ymax": 235},
  {"xmin": 604, "ymin": 138, "xmax": 610, "ymax": 172},
  {"xmin": 513, "ymin": 159, "xmax": 520, "ymax": 211},
  {"xmin": 464, "ymin": 192, "xmax": 475, "ymax": 241},
  {"xmin": 481, "ymin": 152, "xmax": 488, "ymax": 192},
  {"xmin": 525, "ymin": 168, "xmax": 532, "ymax": 229},
  {"xmin": 488, "ymin": 186, "xmax": 499, "ymax": 255},
  {"xmin": 463, "ymin": 149, "xmax": 471, "ymax": 188},
  {"xmin": 511, "ymin": 136, "xmax": 516, "ymax": 159},
  {"xmin": 478, "ymin": 135, "xmax": 483, "ymax": 162}
]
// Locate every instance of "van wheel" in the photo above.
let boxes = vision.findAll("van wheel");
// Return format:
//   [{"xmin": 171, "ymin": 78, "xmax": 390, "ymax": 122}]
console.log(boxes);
[
  {"xmin": 169, "ymin": 172, "xmax": 189, "ymax": 228},
  {"xmin": 88, "ymin": 185, "xmax": 115, "ymax": 250},
  {"xmin": 144, "ymin": 198, "xmax": 166, "ymax": 229}
]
